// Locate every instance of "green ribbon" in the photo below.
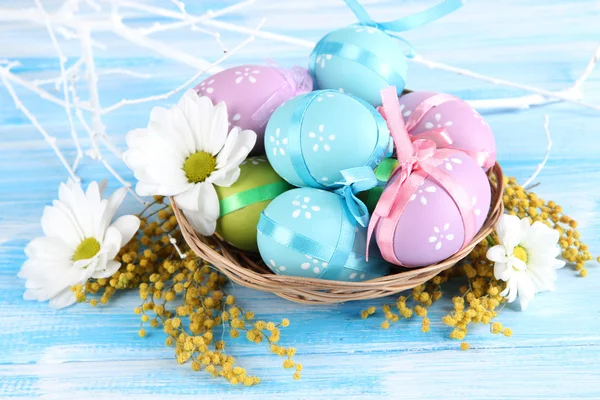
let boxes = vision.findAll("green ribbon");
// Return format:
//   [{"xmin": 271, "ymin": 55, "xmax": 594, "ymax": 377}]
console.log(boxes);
[
  {"xmin": 219, "ymin": 181, "xmax": 291, "ymax": 218},
  {"xmin": 366, "ymin": 158, "xmax": 399, "ymax": 212}
]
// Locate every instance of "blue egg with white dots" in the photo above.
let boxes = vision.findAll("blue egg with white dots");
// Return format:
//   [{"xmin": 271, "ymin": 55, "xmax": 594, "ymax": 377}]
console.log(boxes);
[
  {"xmin": 309, "ymin": 24, "xmax": 408, "ymax": 106},
  {"xmin": 257, "ymin": 188, "xmax": 390, "ymax": 281},
  {"xmin": 265, "ymin": 90, "xmax": 391, "ymax": 189}
]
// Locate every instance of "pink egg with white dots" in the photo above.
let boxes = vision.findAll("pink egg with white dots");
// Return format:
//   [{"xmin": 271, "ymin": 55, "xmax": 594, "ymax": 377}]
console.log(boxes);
[
  {"xmin": 195, "ymin": 64, "xmax": 313, "ymax": 155},
  {"xmin": 398, "ymin": 91, "xmax": 496, "ymax": 170},
  {"xmin": 375, "ymin": 151, "xmax": 491, "ymax": 267}
]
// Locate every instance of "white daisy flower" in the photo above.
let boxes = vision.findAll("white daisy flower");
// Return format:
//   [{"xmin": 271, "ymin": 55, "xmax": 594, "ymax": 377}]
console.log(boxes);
[
  {"xmin": 486, "ymin": 214, "xmax": 566, "ymax": 311},
  {"xmin": 123, "ymin": 89, "xmax": 256, "ymax": 236},
  {"xmin": 18, "ymin": 180, "xmax": 140, "ymax": 309}
]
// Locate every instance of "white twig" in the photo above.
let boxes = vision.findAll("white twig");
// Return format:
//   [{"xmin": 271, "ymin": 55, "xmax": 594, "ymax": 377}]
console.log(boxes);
[
  {"xmin": 36, "ymin": 0, "xmax": 83, "ymax": 171},
  {"xmin": 0, "ymin": 66, "xmax": 92, "ymax": 111},
  {"xmin": 1, "ymin": 75, "xmax": 79, "ymax": 182},
  {"xmin": 169, "ymin": 235, "xmax": 187, "ymax": 259},
  {"xmin": 79, "ymin": 26, "xmax": 105, "ymax": 161},
  {"xmin": 101, "ymin": 18, "xmax": 266, "ymax": 115},
  {"xmin": 570, "ymin": 44, "xmax": 600, "ymax": 93},
  {"xmin": 522, "ymin": 115, "xmax": 552, "ymax": 189},
  {"xmin": 411, "ymin": 54, "xmax": 600, "ymax": 112},
  {"xmin": 97, "ymin": 68, "xmax": 153, "ymax": 79},
  {"xmin": 110, "ymin": 9, "xmax": 224, "ymax": 72},
  {"xmin": 204, "ymin": 23, "xmax": 600, "ymax": 112},
  {"xmin": 122, "ymin": 0, "xmax": 257, "ymax": 35},
  {"xmin": 100, "ymin": 158, "xmax": 147, "ymax": 205},
  {"xmin": 170, "ymin": 0, "xmax": 228, "ymax": 52}
]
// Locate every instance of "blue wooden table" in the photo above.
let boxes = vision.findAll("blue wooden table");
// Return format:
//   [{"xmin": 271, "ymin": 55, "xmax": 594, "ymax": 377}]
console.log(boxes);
[{"xmin": 1, "ymin": 0, "xmax": 600, "ymax": 398}]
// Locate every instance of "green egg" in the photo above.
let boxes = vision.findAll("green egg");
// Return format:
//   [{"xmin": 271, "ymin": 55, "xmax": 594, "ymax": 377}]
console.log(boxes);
[
  {"xmin": 215, "ymin": 156, "xmax": 293, "ymax": 251},
  {"xmin": 358, "ymin": 158, "xmax": 399, "ymax": 213}
]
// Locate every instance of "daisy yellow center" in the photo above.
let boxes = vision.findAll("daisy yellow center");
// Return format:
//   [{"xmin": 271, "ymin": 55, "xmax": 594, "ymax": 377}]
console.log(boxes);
[
  {"xmin": 73, "ymin": 237, "xmax": 101, "ymax": 262},
  {"xmin": 183, "ymin": 151, "xmax": 216, "ymax": 183},
  {"xmin": 513, "ymin": 245, "xmax": 528, "ymax": 264}
]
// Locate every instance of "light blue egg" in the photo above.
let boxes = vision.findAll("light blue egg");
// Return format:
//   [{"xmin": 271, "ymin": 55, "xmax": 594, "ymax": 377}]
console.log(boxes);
[
  {"xmin": 257, "ymin": 188, "xmax": 390, "ymax": 282},
  {"xmin": 265, "ymin": 90, "xmax": 391, "ymax": 189},
  {"xmin": 309, "ymin": 24, "xmax": 408, "ymax": 106}
]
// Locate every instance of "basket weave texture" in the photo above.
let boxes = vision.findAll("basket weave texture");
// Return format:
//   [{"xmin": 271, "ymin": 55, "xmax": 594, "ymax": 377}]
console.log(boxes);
[{"xmin": 172, "ymin": 163, "xmax": 504, "ymax": 305}]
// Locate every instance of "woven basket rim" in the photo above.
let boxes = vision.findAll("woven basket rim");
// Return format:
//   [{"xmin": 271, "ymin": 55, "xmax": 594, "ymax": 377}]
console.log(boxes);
[{"xmin": 172, "ymin": 162, "xmax": 504, "ymax": 304}]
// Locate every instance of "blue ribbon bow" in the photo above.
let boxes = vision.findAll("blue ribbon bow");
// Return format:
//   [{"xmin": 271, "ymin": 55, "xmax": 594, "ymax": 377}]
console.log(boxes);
[
  {"xmin": 333, "ymin": 166, "xmax": 378, "ymax": 227},
  {"xmin": 344, "ymin": 0, "xmax": 465, "ymax": 33}
]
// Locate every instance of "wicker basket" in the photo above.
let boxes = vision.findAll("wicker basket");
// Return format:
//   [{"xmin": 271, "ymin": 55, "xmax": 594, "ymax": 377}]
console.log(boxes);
[{"xmin": 172, "ymin": 162, "xmax": 504, "ymax": 305}]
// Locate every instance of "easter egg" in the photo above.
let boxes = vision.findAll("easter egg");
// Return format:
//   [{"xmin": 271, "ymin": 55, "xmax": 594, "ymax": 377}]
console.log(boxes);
[
  {"xmin": 309, "ymin": 24, "xmax": 408, "ymax": 106},
  {"xmin": 214, "ymin": 156, "xmax": 293, "ymax": 251},
  {"xmin": 195, "ymin": 65, "xmax": 313, "ymax": 155},
  {"xmin": 375, "ymin": 151, "xmax": 491, "ymax": 267},
  {"xmin": 257, "ymin": 187, "xmax": 390, "ymax": 281},
  {"xmin": 265, "ymin": 90, "xmax": 391, "ymax": 189},
  {"xmin": 398, "ymin": 91, "xmax": 496, "ymax": 170}
]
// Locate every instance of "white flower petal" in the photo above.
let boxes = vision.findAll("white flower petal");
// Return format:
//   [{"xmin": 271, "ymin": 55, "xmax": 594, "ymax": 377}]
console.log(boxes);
[
  {"xmin": 99, "ymin": 186, "xmax": 127, "ymax": 236},
  {"xmin": 183, "ymin": 208, "xmax": 217, "ymax": 236},
  {"xmin": 486, "ymin": 245, "xmax": 508, "ymax": 263},
  {"xmin": 92, "ymin": 260, "xmax": 121, "ymax": 279},
  {"xmin": 48, "ymin": 287, "xmax": 78, "ymax": 309},
  {"xmin": 149, "ymin": 105, "xmax": 194, "ymax": 156},
  {"xmin": 208, "ymin": 167, "xmax": 241, "ymax": 188},
  {"xmin": 203, "ymin": 101, "xmax": 230, "ymax": 156},
  {"xmin": 109, "ymin": 215, "xmax": 140, "ymax": 248},
  {"xmin": 177, "ymin": 182, "xmax": 219, "ymax": 236},
  {"xmin": 174, "ymin": 185, "xmax": 203, "ymax": 212},
  {"xmin": 24, "ymin": 236, "xmax": 72, "ymax": 264},
  {"xmin": 495, "ymin": 214, "xmax": 522, "ymax": 254},
  {"xmin": 215, "ymin": 128, "xmax": 256, "ymax": 171},
  {"xmin": 41, "ymin": 205, "xmax": 82, "ymax": 248},
  {"xmin": 493, "ymin": 261, "xmax": 509, "ymax": 281},
  {"xmin": 516, "ymin": 275, "xmax": 536, "ymax": 311}
]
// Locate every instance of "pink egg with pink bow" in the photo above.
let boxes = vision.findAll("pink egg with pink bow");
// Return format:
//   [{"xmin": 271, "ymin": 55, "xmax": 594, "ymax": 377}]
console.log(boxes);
[
  {"xmin": 195, "ymin": 64, "xmax": 313, "ymax": 155},
  {"xmin": 369, "ymin": 87, "xmax": 492, "ymax": 268},
  {"xmin": 397, "ymin": 91, "xmax": 496, "ymax": 170},
  {"xmin": 374, "ymin": 151, "xmax": 491, "ymax": 267}
]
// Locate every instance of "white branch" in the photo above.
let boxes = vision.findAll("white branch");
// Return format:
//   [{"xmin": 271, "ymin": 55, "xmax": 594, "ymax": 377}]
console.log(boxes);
[
  {"xmin": 36, "ymin": 0, "xmax": 83, "ymax": 171},
  {"xmin": 411, "ymin": 54, "xmax": 600, "ymax": 112},
  {"xmin": 79, "ymin": 26, "xmax": 105, "ymax": 161},
  {"xmin": 522, "ymin": 115, "xmax": 552, "ymax": 189},
  {"xmin": 1, "ymin": 74, "xmax": 79, "ymax": 182},
  {"xmin": 570, "ymin": 44, "xmax": 600, "ymax": 93},
  {"xmin": 0, "ymin": 66, "xmax": 92, "ymax": 111},
  {"xmin": 169, "ymin": 235, "xmax": 187, "ymax": 259},
  {"xmin": 121, "ymin": 0, "xmax": 257, "ymax": 36},
  {"xmin": 170, "ymin": 0, "xmax": 228, "ymax": 52},
  {"xmin": 110, "ymin": 13, "xmax": 223, "ymax": 73},
  {"xmin": 101, "ymin": 18, "xmax": 266, "ymax": 115},
  {"xmin": 202, "ymin": 23, "xmax": 600, "ymax": 112},
  {"xmin": 97, "ymin": 68, "xmax": 153, "ymax": 79}
]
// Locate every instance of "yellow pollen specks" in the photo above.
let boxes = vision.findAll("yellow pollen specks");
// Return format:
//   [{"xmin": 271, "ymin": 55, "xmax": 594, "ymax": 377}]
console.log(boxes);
[
  {"xmin": 183, "ymin": 151, "xmax": 216, "ymax": 183},
  {"xmin": 72, "ymin": 237, "xmax": 101, "ymax": 262},
  {"xmin": 513, "ymin": 246, "xmax": 528, "ymax": 264},
  {"xmin": 361, "ymin": 175, "xmax": 595, "ymax": 346}
]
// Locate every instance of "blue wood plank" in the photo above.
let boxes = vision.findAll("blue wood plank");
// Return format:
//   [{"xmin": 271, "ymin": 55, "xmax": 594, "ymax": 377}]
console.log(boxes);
[{"xmin": 1, "ymin": 0, "xmax": 600, "ymax": 398}]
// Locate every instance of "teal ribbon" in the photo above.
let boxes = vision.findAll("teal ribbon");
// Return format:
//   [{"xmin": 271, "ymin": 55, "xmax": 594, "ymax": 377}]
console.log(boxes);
[
  {"xmin": 333, "ymin": 166, "xmax": 378, "ymax": 227},
  {"xmin": 219, "ymin": 181, "xmax": 292, "ymax": 218},
  {"xmin": 257, "ymin": 211, "xmax": 387, "ymax": 280},
  {"xmin": 309, "ymin": 0, "xmax": 464, "ymax": 87},
  {"xmin": 287, "ymin": 90, "xmax": 390, "ymax": 189},
  {"xmin": 344, "ymin": 0, "xmax": 465, "ymax": 33},
  {"xmin": 287, "ymin": 91, "xmax": 323, "ymax": 188}
]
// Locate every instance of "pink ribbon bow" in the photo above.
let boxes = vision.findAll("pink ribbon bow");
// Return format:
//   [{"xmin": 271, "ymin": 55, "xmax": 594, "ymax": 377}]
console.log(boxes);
[
  {"xmin": 379, "ymin": 93, "xmax": 495, "ymax": 170},
  {"xmin": 366, "ymin": 87, "xmax": 478, "ymax": 265}
]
